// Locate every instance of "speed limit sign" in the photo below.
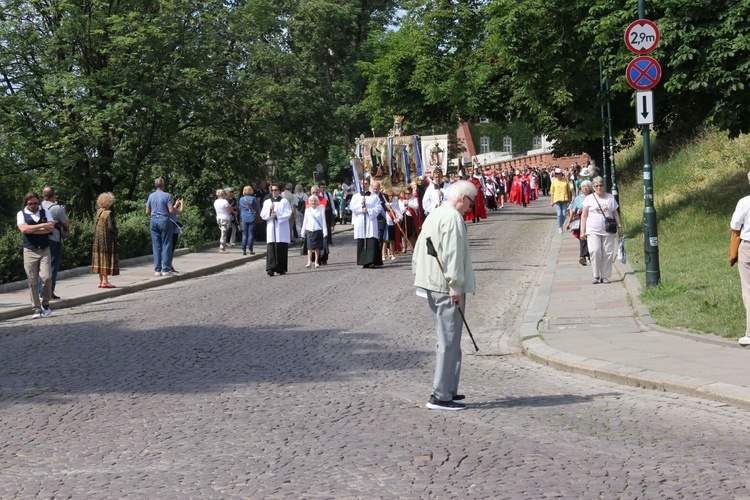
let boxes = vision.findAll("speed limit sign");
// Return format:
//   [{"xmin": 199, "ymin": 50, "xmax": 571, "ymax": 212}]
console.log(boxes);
[{"xmin": 624, "ymin": 19, "xmax": 660, "ymax": 54}]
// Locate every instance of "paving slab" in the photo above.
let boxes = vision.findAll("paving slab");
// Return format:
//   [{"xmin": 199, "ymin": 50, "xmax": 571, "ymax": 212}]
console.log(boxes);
[{"xmin": 521, "ymin": 230, "xmax": 750, "ymax": 410}]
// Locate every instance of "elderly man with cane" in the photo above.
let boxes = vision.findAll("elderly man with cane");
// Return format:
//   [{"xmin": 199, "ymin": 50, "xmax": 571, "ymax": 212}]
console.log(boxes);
[{"xmin": 412, "ymin": 180, "xmax": 477, "ymax": 411}]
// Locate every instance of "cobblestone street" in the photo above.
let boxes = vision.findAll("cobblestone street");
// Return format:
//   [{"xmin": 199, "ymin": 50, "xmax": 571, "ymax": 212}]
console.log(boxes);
[{"xmin": 2, "ymin": 204, "xmax": 750, "ymax": 497}]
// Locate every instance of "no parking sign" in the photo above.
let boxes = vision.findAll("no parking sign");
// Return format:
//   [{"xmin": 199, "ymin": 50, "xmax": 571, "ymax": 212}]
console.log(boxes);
[{"xmin": 626, "ymin": 56, "xmax": 661, "ymax": 91}]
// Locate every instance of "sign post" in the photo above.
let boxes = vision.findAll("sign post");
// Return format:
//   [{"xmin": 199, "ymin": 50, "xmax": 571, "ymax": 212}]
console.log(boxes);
[{"xmin": 626, "ymin": 2, "xmax": 661, "ymax": 287}]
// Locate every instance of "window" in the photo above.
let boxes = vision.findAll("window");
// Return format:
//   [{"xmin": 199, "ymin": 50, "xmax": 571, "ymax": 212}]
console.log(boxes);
[
  {"xmin": 533, "ymin": 135, "xmax": 542, "ymax": 148},
  {"xmin": 479, "ymin": 117, "xmax": 490, "ymax": 124},
  {"xmin": 480, "ymin": 136, "xmax": 490, "ymax": 154},
  {"xmin": 503, "ymin": 136, "xmax": 512, "ymax": 153}
]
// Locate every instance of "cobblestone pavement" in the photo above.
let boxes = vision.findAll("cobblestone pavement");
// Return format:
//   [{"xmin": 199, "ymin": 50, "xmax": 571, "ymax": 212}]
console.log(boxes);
[{"xmin": 2, "ymin": 204, "xmax": 750, "ymax": 498}]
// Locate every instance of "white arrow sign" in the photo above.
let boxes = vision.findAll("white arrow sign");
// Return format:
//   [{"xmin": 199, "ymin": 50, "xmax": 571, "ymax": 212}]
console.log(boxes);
[{"xmin": 637, "ymin": 91, "xmax": 654, "ymax": 125}]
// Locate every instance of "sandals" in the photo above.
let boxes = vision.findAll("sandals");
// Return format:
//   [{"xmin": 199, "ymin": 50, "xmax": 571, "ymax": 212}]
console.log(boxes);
[{"xmin": 98, "ymin": 283, "xmax": 116, "ymax": 288}]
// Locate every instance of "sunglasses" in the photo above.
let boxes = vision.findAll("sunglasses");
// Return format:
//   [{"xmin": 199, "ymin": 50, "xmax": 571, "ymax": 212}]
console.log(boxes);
[{"xmin": 464, "ymin": 195, "xmax": 475, "ymax": 209}]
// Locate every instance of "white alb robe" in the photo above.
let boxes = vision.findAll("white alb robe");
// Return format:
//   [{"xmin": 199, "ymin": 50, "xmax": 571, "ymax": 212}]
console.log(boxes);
[
  {"xmin": 350, "ymin": 192, "xmax": 382, "ymax": 239},
  {"xmin": 261, "ymin": 197, "xmax": 292, "ymax": 243}
]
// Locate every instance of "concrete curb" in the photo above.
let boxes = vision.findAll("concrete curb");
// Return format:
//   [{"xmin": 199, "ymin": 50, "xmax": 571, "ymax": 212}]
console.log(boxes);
[
  {"xmin": 0, "ymin": 246, "xmax": 203, "ymax": 294},
  {"xmin": 0, "ymin": 252, "xmax": 263, "ymax": 322},
  {"xmin": 519, "ymin": 232, "xmax": 750, "ymax": 409},
  {"xmin": 1, "ymin": 227, "xmax": 351, "ymax": 322},
  {"xmin": 523, "ymin": 336, "xmax": 750, "ymax": 410}
]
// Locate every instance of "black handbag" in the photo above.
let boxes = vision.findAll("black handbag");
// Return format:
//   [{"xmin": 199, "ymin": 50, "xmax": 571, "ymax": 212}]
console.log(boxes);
[
  {"xmin": 593, "ymin": 195, "xmax": 618, "ymax": 234},
  {"xmin": 604, "ymin": 217, "xmax": 617, "ymax": 234}
]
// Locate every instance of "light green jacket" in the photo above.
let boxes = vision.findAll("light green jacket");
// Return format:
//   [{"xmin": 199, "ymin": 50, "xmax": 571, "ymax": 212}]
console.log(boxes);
[{"xmin": 412, "ymin": 203, "xmax": 475, "ymax": 295}]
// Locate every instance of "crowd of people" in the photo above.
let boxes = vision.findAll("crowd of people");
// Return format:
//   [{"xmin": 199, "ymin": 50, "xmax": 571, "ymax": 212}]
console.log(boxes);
[{"xmin": 14, "ymin": 160, "xmax": 620, "ymax": 315}]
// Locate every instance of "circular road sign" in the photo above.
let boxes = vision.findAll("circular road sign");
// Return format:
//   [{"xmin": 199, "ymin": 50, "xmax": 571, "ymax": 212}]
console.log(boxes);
[
  {"xmin": 624, "ymin": 19, "xmax": 660, "ymax": 54},
  {"xmin": 626, "ymin": 56, "xmax": 661, "ymax": 91}
]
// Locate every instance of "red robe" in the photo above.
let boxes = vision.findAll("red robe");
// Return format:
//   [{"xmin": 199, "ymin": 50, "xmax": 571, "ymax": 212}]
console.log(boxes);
[
  {"xmin": 509, "ymin": 176, "xmax": 523, "ymax": 205},
  {"xmin": 464, "ymin": 177, "xmax": 488, "ymax": 221}
]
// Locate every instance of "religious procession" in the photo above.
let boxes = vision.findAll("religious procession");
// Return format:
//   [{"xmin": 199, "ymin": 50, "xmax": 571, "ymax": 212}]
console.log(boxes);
[{"xmin": 253, "ymin": 114, "xmax": 601, "ymax": 276}]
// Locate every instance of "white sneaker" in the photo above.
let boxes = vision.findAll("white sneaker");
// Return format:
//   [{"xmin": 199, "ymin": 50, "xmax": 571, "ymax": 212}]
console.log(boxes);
[
  {"xmin": 31, "ymin": 312, "xmax": 42, "ymax": 320},
  {"xmin": 161, "ymin": 271, "xmax": 174, "ymax": 277},
  {"xmin": 558, "ymin": 227, "xmax": 563, "ymax": 234},
  {"xmin": 42, "ymin": 307, "xmax": 52, "ymax": 317},
  {"xmin": 739, "ymin": 336, "xmax": 750, "ymax": 347},
  {"xmin": 155, "ymin": 272, "xmax": 161, "ymax": 276}
]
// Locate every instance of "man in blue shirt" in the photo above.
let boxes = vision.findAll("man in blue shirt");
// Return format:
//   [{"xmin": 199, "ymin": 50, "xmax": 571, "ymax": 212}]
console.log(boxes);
[{"xmin": 145, "ymin": 177, "xmax": 175, "ymax": 276}]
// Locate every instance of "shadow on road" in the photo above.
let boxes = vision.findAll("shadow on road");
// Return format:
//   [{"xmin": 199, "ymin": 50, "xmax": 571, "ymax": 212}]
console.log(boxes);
[
  {"xmin": 0, "ymin": 322, "xmax": 431, "ymax": 407},
  {"xmin": 466, "ymin": 392, "xmax": 622, "ymax": 409}
]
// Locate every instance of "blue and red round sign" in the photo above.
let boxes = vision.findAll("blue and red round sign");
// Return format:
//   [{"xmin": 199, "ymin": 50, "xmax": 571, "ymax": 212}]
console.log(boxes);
[{"xmin": 626, "ymin": 56, "xmax": 661, "ymax": 91}]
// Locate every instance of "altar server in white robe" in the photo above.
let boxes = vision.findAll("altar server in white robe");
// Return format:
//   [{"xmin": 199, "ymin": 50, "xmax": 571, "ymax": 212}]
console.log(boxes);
[
  {"xmin": 351, "ymin": 178, "xmax": 383, "ymax": 268},
  {"xmin": 422, "ymin": 168, "xmax": 451, "ymax": 216},
  {"xmin": 260, "ymin": 184, "xmax": 292, "ymax": 276}
]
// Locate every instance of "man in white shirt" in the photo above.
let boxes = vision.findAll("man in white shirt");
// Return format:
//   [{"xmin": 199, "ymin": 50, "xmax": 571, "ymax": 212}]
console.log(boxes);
[
  {"xmin": 41, "ymin": 186, "xmax": 71, "ymax": 299},
  {"xmin": 17, "ymin": 192, "xmax": 55, "ymax": 319},
  {"xmin": 731, "ymin": 171, "xmax": 750, "ymax": 346}
]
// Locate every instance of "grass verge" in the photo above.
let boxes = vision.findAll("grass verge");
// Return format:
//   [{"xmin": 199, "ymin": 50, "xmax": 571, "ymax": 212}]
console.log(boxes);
[{"xmin": 617, "ymin": 130, "xmax": 750, "ymax": 339}]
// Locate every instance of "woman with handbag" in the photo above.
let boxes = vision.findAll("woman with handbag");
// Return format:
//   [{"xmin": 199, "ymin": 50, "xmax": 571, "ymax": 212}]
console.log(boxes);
[
  {"xmin": 239, "ymin": 186, "xmax": 261, "ymax": 256},
  {"xmin": 566, "ymin": 179, "xmax": 593, "ymax": 266},
  {"xmin": 580, "ymin": 176, "xmax": 623, "ymax": 284}
]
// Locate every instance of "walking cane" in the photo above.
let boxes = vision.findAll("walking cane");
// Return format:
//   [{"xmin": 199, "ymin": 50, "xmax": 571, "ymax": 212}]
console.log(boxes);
[{"xmin": 425, "ymin": 237, "xmax": 479, "ymax": 351}]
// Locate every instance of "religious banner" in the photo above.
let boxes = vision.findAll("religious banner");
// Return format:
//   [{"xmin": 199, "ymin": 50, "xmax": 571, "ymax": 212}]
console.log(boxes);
[
  {"xmin": 353, "ymin": 117, "xmax": 451, "ymax": 191},
  {"xmin": 357, "ymin": 116, "xmax": 419, "ymax": 191},
  {"xmin": 420, "ymin": 134, "xmax": 449, "ymax": 177}
]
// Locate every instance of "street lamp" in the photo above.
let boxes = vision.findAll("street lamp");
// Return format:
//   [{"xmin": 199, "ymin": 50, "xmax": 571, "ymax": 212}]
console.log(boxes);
[{"xmin": 264, "ymin": 153, "xmax": 276, "ymax": 182}]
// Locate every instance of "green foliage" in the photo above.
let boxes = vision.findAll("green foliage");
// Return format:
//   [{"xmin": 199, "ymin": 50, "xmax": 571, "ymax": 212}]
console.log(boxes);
[
  {"xmin": 360, "ymin": 0, "xmax": 488, "ymax": 135},
  {"xmin": 0, "ymin": 229, "xmax": 23, "ymax": 284},
  {"xmin": 361, "ymin": 1, "xmax": 750, "ymax": 161},
  {"xmin": 618, "ymin": 129, "xmax": 750, "ymax": 338}
]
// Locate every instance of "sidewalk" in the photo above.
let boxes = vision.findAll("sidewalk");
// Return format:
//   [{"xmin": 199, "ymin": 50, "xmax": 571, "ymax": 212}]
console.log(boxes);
[
  {"xmin": 521, "ymin": 230, "xmax": 750, "ymax": 410},
  {"xmin": 3, "ymin": 225, "xmax": 750, "ymax": 409},
  {"xmin": 0, "ymin": 244, "xmax": 264, "ymax": 322}
]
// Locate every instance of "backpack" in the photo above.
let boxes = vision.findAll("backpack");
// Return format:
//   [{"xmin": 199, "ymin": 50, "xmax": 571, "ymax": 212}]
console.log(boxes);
[
  {"xmin": 50, "ymin": 203, "xmax": 71, "ymax": 240},
  {"xmin": 296, "ymin": 197, "xmax": 305, "ymax": 213}
]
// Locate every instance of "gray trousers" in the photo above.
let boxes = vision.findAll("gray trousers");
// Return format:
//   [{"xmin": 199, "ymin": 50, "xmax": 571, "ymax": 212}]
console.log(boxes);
[
  {"xmin": 24, "ymin": 247, "xmax": 51, "ymax": 313},
  {"xmin": 427, "ymin": 290, "xmax": 464, "ymax": 401}
]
